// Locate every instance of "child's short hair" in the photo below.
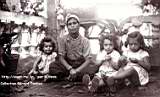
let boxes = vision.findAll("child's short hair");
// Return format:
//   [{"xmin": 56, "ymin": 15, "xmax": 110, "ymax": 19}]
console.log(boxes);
[
  {"xmin": 99, "ymin": 34, "xmax": 120, "ymax": 52},
  {"xmin": 39, "ymin": 37, "xmax": 56, "ymax": 52},
  {"xmin": 125, "ymin": 31, "xmax": 146, "ymax": 50}
]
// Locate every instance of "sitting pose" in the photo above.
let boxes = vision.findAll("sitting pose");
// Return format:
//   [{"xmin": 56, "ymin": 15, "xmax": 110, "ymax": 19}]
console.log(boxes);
[
  {"xmin": 83, "ymin": 34, "xmax": 121, "ymax": 96},
  {"xmin": 57, "ymin": 14, "xmax": 94, "ymax": 81},
  {"xmin": 108, "ymin": 31, "xmax": 150, "ymax": 88},
  {"xmin": 29, "ymin": 37, "xmax": 57, "ymax": 81}
]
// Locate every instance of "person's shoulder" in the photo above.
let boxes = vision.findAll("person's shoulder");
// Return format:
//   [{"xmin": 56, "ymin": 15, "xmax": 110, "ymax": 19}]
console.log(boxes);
[
  {"xmin": 139, "ymin": 49, "xmax": 149, "ymax": 56},
  {"xmin": 82, "ymin": 36, "xmax": 89, "ymax": 40},
  {"xmin": 98, "ymin": 50, "xmax": 105, "ymax": 54},
  {"xmin": 112, "ymin": 50, "xmax": 121, "ymax": 56},
  {"xmin": 52, "ymin": 52, "xmax": 57, "ymax": 57},
  {"xmin": 80, "ymin": 35, "xmax": 89, "ymax": 43},
  {"xmin": 60, "ymin": 34, "xmax": 69, "ymax": 39},
  {"xmin": 59, "ymin": 34, "xmax": 69, "ymax": 41}
]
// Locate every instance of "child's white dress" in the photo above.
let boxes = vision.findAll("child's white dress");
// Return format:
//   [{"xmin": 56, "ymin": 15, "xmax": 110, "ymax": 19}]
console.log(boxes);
[
  {"xmin": 96, "ymin": 50, "xmax": 121, "ymax": 78},
  {"xmin": 123, "ymin": 49, "xmax": 149, "ymax": 85},
  {"xmin": 38, "ymin": 52, "xmax": 57, "ymax": 74}
]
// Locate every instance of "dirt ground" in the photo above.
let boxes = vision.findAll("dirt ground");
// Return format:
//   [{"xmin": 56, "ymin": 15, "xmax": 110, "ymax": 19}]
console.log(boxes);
[{"xmin": 1, "ymin": 55, "xmax": 160, "ymax": 97}]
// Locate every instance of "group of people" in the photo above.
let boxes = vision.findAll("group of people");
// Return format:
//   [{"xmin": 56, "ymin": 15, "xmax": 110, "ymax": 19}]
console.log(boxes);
[{"xmin": 27, "ymin": 14, "xmax": 151, "ymax": 96}]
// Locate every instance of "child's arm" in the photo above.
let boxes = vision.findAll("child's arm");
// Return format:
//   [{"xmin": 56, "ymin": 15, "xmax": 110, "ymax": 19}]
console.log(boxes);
[
  {"xmin": 49, "ymin": 52, "xmax": 57, "ymax": 64},
  {"xmin": 95, "ymin": 52, "xmax": 105, "ymax": 66},
  {"xmin": 95, "ymin": 59, "xmax": 103, "ymax": 66},
  {"xmin": 129, "ymin": 56, "xmax": 150, "ymax": 71},
  {"xmin": 137, "ymin": 56, "xmax": 150, "ymax": 71},
  {"xmin": 28, "ymin": 56, "xmax": 41, "ymax": 75}
]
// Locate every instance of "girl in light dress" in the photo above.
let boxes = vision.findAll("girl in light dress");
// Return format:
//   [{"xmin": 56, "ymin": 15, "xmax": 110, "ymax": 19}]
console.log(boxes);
[{"xmin": 29, "ymin": 37, "xmax": 57, "ymax": 81}]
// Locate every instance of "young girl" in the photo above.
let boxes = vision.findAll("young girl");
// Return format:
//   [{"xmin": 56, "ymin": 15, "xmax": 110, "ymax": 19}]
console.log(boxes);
[
  {"xmin": 108, "ymin": 31, "xmax": 150, "ymax": 88},
  {"xmin": 83, "ymin": 34, "xmax": 121, "ymax": 96},
  {"xmin": 29, "ymin": 37, "xmax": 57, "ymax": 81}
]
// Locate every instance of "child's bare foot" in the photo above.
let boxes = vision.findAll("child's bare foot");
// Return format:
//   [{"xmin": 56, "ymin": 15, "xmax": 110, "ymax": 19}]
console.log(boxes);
[
  {"xmin": 89, "ymin": 77, "xmax": 99, "ymax": 93},
  {"xmin": 82, "ymin": 74, "xmax": 91, "ymax": 87}
]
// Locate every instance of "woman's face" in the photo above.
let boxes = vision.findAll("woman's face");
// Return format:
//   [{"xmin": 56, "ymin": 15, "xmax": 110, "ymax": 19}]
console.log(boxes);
[
  {"xmin": 103, "ymin": 39, "xmax": 114, "ymax": 54},
  {"xmin": 67, "ymin": 18, "xmax": 79, "ymax": 35},
  {"xmin": 128, "ymin": 38, "xmax": 140, "ymax": 52},
  {"xmin": 43, "ymin": 42, "xmax": 53, "ymax": 55}
]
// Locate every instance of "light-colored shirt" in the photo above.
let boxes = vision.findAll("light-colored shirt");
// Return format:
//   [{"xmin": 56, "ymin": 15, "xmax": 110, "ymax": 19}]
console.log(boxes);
[
  {"xmin": 58, "ymin": 34, "xmax": 90, "ymax": 60},
  {"xmin": 123, "ymin": 49, "xmax": 149, "ymax": 61},
  {"xmin": 96, "ymin": 50, "xmax": 120, "ymax": 76},
  {"xmin": 38, "ymin": 52, "xmax": 57, "ymax": 74},
  {"xmin": 123, "ymin": 49, "xmax": 149, "ymax": 85}
]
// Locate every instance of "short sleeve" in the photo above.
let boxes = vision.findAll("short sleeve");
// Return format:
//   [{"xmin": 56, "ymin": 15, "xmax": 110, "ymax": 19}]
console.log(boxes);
[
  {"xmin": 141, "ymin": 51, "xmax": 149, "ymax": 58},
  {"xmin": 57, "ymin": 37, "xmax": 66, "ymax": 56},
  {"xmin": 52, "ymin": 52, "xmax": 57, "ymax": 57},
  {"xmin": 96, "ymin": 50, "xmax": 105, "ymax": 62},
  {"xmin": 82, "ymin": 38, "xmax": 91, "ymax": 58},
  {"xmin": 111, "ymin": 50, "xmax": 121, "ymax": 63},
  {"xmin": 123, "ymin": 50, "xmax": 128, "ymax": 57}
]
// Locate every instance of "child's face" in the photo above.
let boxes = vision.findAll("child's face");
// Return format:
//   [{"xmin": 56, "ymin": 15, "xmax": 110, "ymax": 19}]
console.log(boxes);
[
  {"xmin": 43, "ymin": 42, "xmax": 53, "ymax": 55},
  {"xmin": 103, "ymin": 39, "xmax": 114, "ymax": 54},
  {"xmin": 128, "ymin": 38, "xmax": 140, "ymax": 52}
]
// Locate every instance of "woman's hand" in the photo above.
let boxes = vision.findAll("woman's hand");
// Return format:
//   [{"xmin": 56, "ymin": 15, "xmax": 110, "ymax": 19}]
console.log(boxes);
[{"xmin": 68, "ymin": 69, "xmax": 78, "ymax": 81}]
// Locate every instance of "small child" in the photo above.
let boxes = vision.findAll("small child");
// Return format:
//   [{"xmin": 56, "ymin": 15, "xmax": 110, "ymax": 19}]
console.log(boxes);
[
  {"xmin": 83, "ymin": 34, "xmax": 121, "ymax": 96},
  {"xmin": 29, "ymin": 37, "xmax": 57, "ymax": 81},
  {"xmin": 108, "ymin": 31, "xmax": 150, "ymax": 88}
]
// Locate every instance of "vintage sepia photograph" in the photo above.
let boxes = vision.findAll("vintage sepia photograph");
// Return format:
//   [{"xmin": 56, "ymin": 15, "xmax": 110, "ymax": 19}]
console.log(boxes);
[{"xmin": 0, "ymin": 0, "xmax": 160, "ymax": 97}]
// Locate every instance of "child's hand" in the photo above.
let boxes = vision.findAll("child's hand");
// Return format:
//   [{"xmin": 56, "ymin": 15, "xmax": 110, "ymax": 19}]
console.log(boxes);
[
  {"xmin": 105, "ymin": 55, "xmax": 111, "ymax": 61},
  {"xmin": 28, "ymin": 69, "xmax": 38, "ymax": 75},
  {"xmin": 101, "ymin": 73, "xmax": 106, "ymax": 79},
  {"xmin": 28, "ymin": 70, "xmax": 33, "ymax": 75},
  {"xmin": 129, "ymin": 58, "xmax": 138, "ymax": 63},
  {"xmin": 119, "ymin": 56, "xmax": 127, "ymax": 61},
  {"xmin": 118, "ymin": 56, "xmax": 128, "ymax": 67}
]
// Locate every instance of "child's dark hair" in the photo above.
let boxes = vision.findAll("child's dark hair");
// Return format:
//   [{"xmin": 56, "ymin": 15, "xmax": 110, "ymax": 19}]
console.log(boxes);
[
  {"xmin": 125, "ymin": 31, "xmax": 146, "ymax": 50},
  {"xmin": 99, "ymin": 34, "xmax": 121, "ymax": 53},
  {"xmin": 39, "ymin": 37, "xmax": 56, "ymax": 52}
]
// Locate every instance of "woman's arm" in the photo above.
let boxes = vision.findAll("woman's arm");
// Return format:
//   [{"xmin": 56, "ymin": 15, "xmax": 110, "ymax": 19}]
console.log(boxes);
[
  {"xmin": 75, "ymin": 56, "xmax": 92, "ymax": 73},
  {"xmin": 59, "ymin": 55, "xmax": 72, "ymax": 71}
]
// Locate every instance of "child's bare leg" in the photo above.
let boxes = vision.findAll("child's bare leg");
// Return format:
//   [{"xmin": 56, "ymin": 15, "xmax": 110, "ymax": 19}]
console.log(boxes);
[
  {"xmin": 113, "ymin": 67, "xmax": 136, "ymax": 79},
  {"xmin": 89, "ymin": 76, "xmax": 102, "ymax": 93},
  {"xmin": 108, "ymin": 67, "xmax": 140, "ymax": 86}
]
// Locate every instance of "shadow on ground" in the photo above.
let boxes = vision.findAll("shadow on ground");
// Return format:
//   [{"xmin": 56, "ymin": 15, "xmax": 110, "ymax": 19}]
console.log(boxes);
[{"xmin": 1, "ymin": 56, "xmax": 160, "ymax": 97}]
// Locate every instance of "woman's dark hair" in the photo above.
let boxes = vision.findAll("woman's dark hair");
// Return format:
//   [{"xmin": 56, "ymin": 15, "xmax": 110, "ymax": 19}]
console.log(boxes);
[
  {"xmin": 99, "ymin": 34, "xmax": 121, "ymax": 53},
  {"xmin": 39, "ymin": 37, "xmax": 56, "ymax": 52},
  {"xmin": 125, "ymin": 31, "xmax": 146, "ymax": 50},
  {"xmin": 66, "ymin": 17, "xmax": 79, "ymax": 26}
]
